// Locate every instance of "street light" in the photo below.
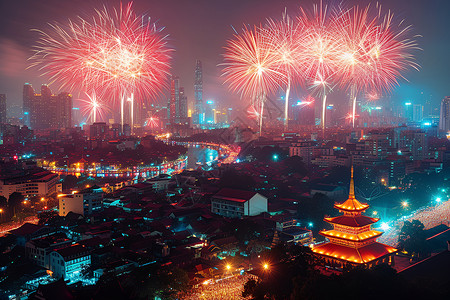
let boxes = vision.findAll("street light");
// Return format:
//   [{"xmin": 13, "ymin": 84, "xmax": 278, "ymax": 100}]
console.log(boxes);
[
  {"xmin": 436, "ymin": 197, "xmax": 441, "ymax": 203},
  {"xmin": 401, "ymin": 201, "xmax": 408, "ymax": 208},
  {"xmin": 263, "ymin": 263, "xmax": 269, "ymax": 270}
]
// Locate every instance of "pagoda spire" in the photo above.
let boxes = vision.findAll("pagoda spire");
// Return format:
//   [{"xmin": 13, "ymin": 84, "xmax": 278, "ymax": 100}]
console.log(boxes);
[
  {"xmin": 349, "ymin": 165, "xmax": 355, "ymax": 199},
  {"xmin": 334, "ymin": 165, "xmax": 369, "ymax": 213}
]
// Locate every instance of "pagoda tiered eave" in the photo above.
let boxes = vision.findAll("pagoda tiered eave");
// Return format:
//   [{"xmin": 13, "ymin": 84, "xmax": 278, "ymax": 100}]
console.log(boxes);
[
  {"xmin": 324, "ymin": 215, "xmax": 379, "ymax": 227},
  {"xmin": 334, "ymin": 199, "xmax": 369, "ymax": 212},
  {"xmin": 320, "ymin": 229, "xmax": 383, "ymax": 242},
  {"xmin": 312, "ymin": 242, "xmax": 397, "ymax": 264}
]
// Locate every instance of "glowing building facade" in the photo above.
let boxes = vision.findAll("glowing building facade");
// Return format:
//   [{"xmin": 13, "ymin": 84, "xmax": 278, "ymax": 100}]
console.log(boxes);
[
  {"xmin": 312, "ymin": 167, "xmax": 397, "ymax": 267},
  {"xmin": 193, "ymin": 60, "xmax": 204, "ymax": 125}
]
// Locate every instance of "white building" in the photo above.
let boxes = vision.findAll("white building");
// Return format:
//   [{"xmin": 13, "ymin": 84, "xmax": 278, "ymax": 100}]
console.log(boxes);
[
  {"xmin": 49, "ymin": 244, "xmax": 91, "ymax": 279},
  {"xmin": 146, "ymin": 176, "xmax": 171, "ymax": 191},
  {"xmin": 0, "ymin": 170, "xmax": 60, "ymax": 198},
  {"xmin": 59, "ymin": 194, "xmax": 84, "ymax": 216},
  {"xmin": 58, "ymin": 186, "xmax": 103, "ymax": 217},
  {"xmin": 211, "ymin": 188, "xmax": 267, "ymax": 218}
]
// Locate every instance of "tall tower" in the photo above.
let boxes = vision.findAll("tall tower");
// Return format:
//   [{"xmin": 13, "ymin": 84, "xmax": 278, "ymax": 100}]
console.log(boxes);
[
  {"xmin": 194, "ymin": 60, "xmax": 204, "ymax": 125},
  {"xmin": 168, "ymin": 76, "xmax": 179, "ymax": 124},
  {"xmin": 179, "ymin": 87, "xmax": 188, "ymax": 124},
  {"xmin": 439, "ymin": 96, "xmax": 450, "ymax": 132},
  {"xmin": 0, "ymin": 94, "xmax": 6, "ymax": 124},
  {"xmin": 312, "ymin": 167, "xmax": 397, "ymax": 267},
  {"xmin": 23, "ymin": 83, "xmax": 35, "ymax": 127}
]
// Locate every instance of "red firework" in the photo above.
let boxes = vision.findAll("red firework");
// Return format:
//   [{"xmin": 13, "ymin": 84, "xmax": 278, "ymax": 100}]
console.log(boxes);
[
  {"xmin": 296, "ymin": 2, "xmax": 342, "ymax": 84},
  {"xmin": 30, "ymin": 2, "xmax": 172, "ymax": 101},
  {"xmin": 246, "ymin": 105, "xmax": 260, "ymax": 120},
  {"xmin": 78, "ymin": 91, "xmax": 109, "ymax": 123},
  {"xmin": 145, "ymin": 116, "xmax": 160, "ymax": 128},
  {"xmin": 335, "ymin": 4, "xmax": 419, "ymax": 94},
  {"xmin": 222, "ymin": 25, "xmax": 287, "ymax": 102}
]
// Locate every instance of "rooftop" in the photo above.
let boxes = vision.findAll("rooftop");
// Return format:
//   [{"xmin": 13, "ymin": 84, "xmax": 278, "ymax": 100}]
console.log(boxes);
[
  {"xmin": 324, "ymin": 215, "xmax": 379, "ymax": 227},
  {"xmin": 9, "ymin": 223, "xmax": 43, "ymax": 236},
  {"xmin": 213, "ymin": 188, "xmax": 258, "ymax": 203}
]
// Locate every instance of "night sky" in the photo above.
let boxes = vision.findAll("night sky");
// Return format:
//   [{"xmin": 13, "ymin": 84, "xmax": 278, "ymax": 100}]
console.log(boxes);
[{"xmin": 0, "ymin": 0, "xmax": 449, "ymax": 116}]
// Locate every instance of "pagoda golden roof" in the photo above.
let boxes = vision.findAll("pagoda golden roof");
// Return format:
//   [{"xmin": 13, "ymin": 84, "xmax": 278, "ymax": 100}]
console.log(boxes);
[{"xmin": 312, "ymin": 242, "xmax": 397, "ymax": 264}]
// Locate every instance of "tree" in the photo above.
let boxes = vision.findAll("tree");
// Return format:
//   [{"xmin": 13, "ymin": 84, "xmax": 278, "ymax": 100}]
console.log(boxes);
[
  {"xmin": 398, "ymin": 220, "xmax": 429, "ymax": 258},
  {"xmin": 219, "ymin": 169, "xmax": 255, "ymax": 190},
  {"xmin": 282, "ymin": 155, "xmax": 308, "ymax": 176},
  {"xmin": 8, "ymin": 192, "xmax": 24, "ymax": 214}
]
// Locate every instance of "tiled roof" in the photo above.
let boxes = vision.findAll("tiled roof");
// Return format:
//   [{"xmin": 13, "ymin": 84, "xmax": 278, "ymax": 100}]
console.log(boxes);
[
  {"xmin": 213, "ymin": 188, "xmax": 257, "ymax": 203},
  {"xmin": 9, "ymin": 223, "xmax": 43, "ymax": 236}
]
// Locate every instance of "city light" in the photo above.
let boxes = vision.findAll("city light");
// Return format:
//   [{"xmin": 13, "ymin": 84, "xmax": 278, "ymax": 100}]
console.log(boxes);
[
  {"xmin": 436, "ymin": 197, "xmax": 441, "ymax": 203},
  {"xmin": 380, "ymin": 222, "xmax": 390, "ymax": 231}
]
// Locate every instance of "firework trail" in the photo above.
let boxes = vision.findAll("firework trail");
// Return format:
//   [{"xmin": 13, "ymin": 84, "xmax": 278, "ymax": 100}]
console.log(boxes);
[
  {"xmin": 30, "ymin": 2, "xmax": 172, "ymax": 130},
  {"xmin": 263, "ymin": 10, "xmax": 304, "ymax": 130},
  {"xmin": 297, "ymin": 1, "xmax": 342, "ymax": 134}
]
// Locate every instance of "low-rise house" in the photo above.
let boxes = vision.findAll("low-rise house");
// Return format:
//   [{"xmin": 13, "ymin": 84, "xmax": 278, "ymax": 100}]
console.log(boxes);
[
  {"xmin": 49, "ymin": 244, "xmax": 91, "ymax": 279},
  {"xmin": 211, "ymin": 188, "xmax": 268, "ymax": 218}
]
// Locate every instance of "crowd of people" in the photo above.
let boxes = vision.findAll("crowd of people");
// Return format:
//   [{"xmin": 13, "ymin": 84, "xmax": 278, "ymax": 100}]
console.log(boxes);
[
  {"xmin": 182, "ymin": 274, "xmax": 255, "ymax": 300},
  {"xmin": 0, "ymin": 216, "xmax": 39, "ymax": 237},
  {"xmin": 378, "ymin": 199, "xmax": 450, "ymax": 246}
]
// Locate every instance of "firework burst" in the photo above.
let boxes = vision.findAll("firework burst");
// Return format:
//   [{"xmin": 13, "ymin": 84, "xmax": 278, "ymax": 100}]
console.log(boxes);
[
  {"xmin": 144, "ymin": 116, "xmax": 160, "ymax": 128},
  {"xmin": 297, "ymin": 2, "xmax": 342, "ymax": 133},
  {"xmin": 222, "ymin": 25, "xmax": 287, "ymax": 134},
  {"xmin": 78, "ymin": 91, "xmax": 109, "ymax": 124},
  {"xmin": 30, "ymin": 2, "xmax": 172, "ymax": 127},
  {"xmin": 335, "ymin": 4, "xmax": 419, "ymax": 127},
  {"xmin": 263, "ymin": 12, "xmax": 304, "ymax": 129}
]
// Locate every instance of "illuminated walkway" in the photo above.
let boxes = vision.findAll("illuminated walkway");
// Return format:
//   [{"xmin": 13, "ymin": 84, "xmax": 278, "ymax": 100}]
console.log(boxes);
[{"xmin": 378, "ymin": 199, "xmax": 450, "ymax": 247}]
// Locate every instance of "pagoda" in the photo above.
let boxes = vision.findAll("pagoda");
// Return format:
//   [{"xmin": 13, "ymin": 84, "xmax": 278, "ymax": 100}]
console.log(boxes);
[{"xmin": 312, "ymin": 166, "xmax": 397, "ymax": 267}]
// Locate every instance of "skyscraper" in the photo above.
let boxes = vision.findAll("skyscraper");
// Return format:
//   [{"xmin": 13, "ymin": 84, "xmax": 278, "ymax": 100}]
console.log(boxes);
[
  {"xmin": 167, "ymin": 76, "xmax": 188, "ymax": 125},
  {"xmin": 194, "ymin": 60, "xmax": 204, "ymax": 125},
  {"xmin": 23, "ymin": 83, "xmax": 34, "ymax": 127},
  {"xmin": 179, "ymin": 87, "xmax": 188, "ymax": 122},
  {"xmin": 439, "ymin": 96, "xmax": 450, "ymax": 132},
  {"xmin": 412, "ymin": 104, "xmax": 423, "ymax": 122},
  {"xmin": 168, "ymin": 76, "xmax": 179, "ymax": 124},
  {"xmin": 0, "ymin": 94, "xmax": 6, "ymax": 124},
  {"xmin": 22, "ymin": 83, "xmax": 72, "ymax": 130}
]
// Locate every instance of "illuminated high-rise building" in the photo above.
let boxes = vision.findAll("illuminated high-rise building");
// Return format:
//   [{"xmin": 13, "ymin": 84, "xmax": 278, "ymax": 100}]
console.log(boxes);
[
  {"xmin": 167, "ymin": 76, "xmax": 188, "ymax": 125},
  {"xmin": 22, "ymin": 83, "xmax": 72, "ymax": 130},
  {"xmin": 439, "ymin": 96, "xmax": 450, "ymax": 132},
  {"xmin": 205, "ymin": 100, "xmax": 216, "ymax": 124},
  {"xmin": 412, "ymin": 104, "xmax": 423, "ymax": 122},
  {"xmin": 193, "ymin": 60, "xmax": 204, "ymax": 125},
  {"xmin": 179, "ymin": 87, "xmax": 188, "ymax": 122},
  {"xmin": 168, "ymin": 76, "xmax": 179, "ymax": 124},
  {"xmin": 23, "ymin": 83, "xmax": 34, "ymax": 127},
  {"xmin": 0, "ymin": 94, "xmax": 6, "ymax": 124}
]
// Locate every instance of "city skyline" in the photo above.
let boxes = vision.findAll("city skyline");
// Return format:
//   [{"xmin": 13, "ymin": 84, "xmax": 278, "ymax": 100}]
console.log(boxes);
[{"xmin": 0, "ymin": 0, "xmax": 449, "ymax": 117}]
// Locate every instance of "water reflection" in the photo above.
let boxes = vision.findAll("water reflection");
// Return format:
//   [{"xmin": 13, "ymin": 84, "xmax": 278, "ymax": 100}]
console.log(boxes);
[{"xmin": 187, "ymin": 146, "xmax": 219, "ymax": 170}]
